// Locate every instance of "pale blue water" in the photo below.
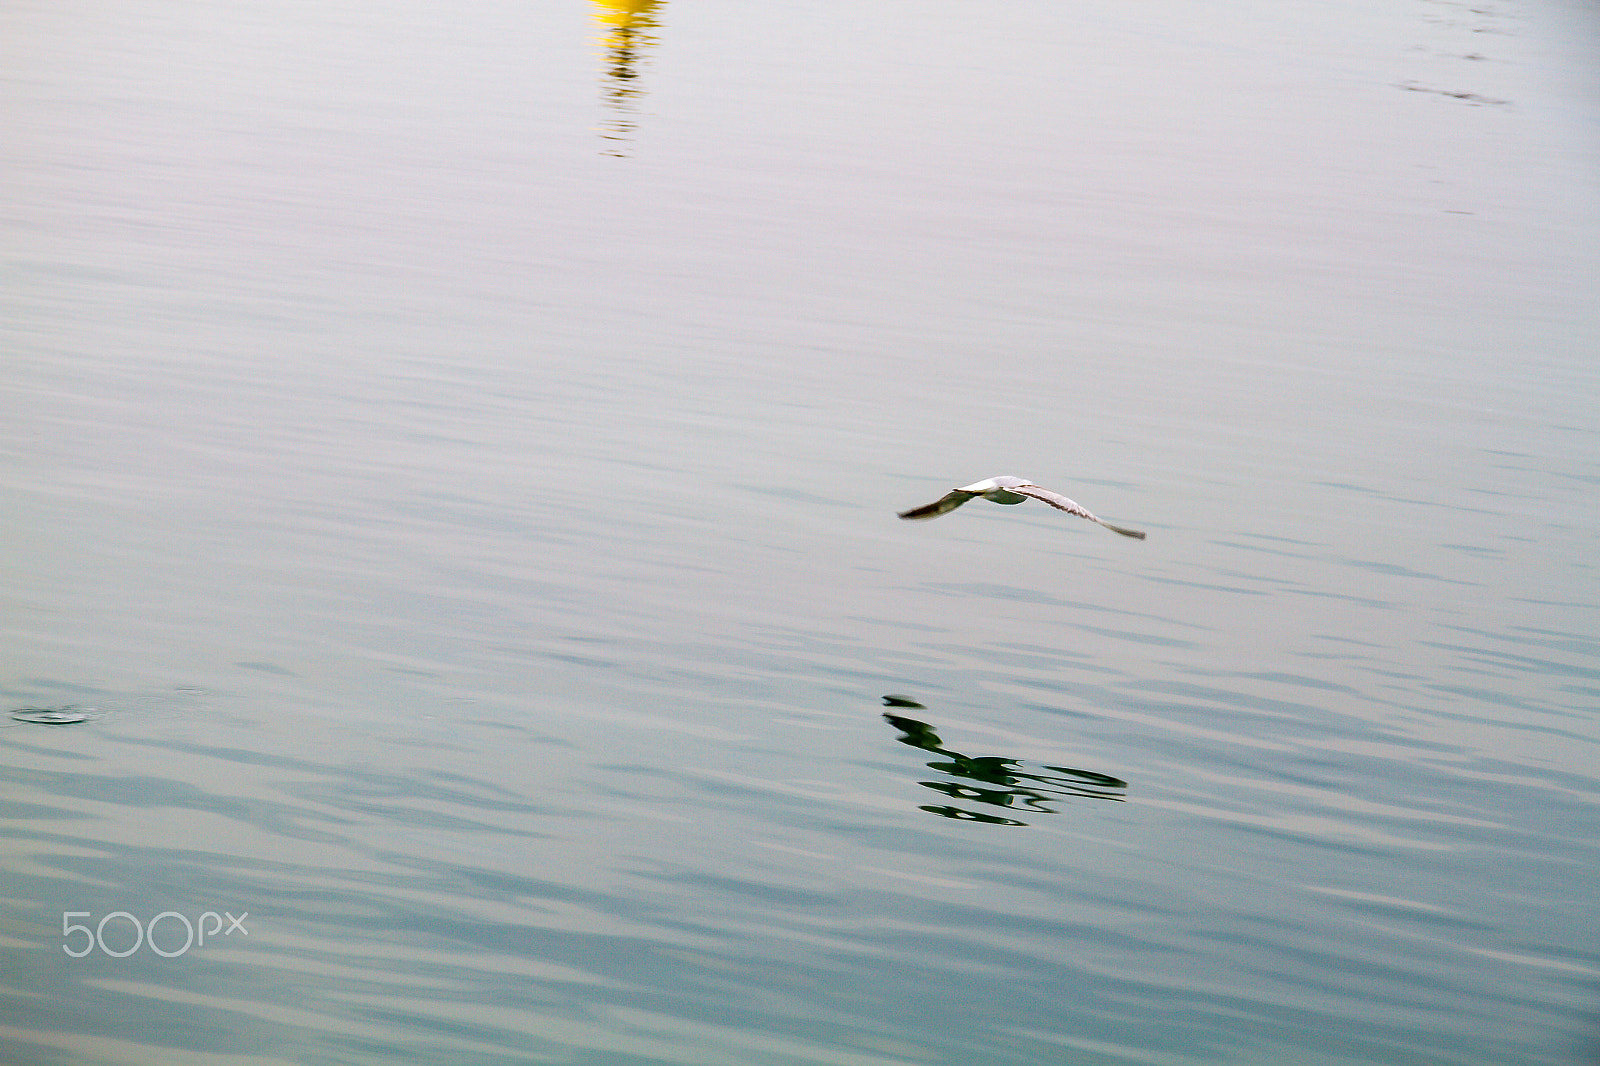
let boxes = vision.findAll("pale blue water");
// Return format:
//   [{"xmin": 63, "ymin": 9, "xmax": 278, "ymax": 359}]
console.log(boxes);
[{"xmin": 3, "ymin": 0, "xmax": 1598, "ymax": 1064}]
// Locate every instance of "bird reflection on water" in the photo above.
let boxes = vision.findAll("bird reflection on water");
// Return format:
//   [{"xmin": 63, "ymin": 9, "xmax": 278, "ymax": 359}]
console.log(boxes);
[{"xmin": 881, "ymin": 695, "xmax": 1126, "ymax": 826}]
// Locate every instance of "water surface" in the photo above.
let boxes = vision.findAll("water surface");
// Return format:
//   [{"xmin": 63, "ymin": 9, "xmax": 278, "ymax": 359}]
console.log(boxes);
[{"xmin": 3, "ymin": 0, "xmax": 1598, "ymax": 1063}]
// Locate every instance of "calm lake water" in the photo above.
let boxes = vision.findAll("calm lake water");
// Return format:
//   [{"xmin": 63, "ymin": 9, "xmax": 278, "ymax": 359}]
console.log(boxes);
[{"xmin": 3, "ymin": 0, "xmax": 1598, "ymax": 1063}]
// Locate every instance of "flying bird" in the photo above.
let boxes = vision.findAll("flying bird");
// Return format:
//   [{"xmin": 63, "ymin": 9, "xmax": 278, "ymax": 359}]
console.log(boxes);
[{"xmin": 898, "ymin": 476, "xmax": 1146, "ymax": 539}]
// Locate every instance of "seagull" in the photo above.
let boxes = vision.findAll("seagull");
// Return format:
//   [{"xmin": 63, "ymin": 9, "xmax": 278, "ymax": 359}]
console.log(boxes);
[{"xmin": 898, "ymin": 476, "xmax": 1146, "ymax": 539}]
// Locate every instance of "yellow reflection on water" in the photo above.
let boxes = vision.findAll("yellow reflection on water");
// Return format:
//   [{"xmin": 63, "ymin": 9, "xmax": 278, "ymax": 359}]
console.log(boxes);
[{"xmin": 590, "ymin": 0, "xmax": 663, "ymax": 156}]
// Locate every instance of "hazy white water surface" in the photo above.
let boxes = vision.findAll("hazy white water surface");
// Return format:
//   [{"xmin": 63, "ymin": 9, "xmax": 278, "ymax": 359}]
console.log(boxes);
[{"xmin": 3, "ymin": 0, "xmax": 1598, "ymax": 1064}]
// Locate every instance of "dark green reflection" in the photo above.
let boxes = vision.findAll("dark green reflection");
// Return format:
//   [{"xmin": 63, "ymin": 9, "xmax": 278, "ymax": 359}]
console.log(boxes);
[
  {"xmin": 882, "ymin": 698, "xmax": 1126, "ymax": 826},
  {"xmin": 7, "ymin": 706, "xmax": 91, "ymax": 725},
  {"xmin": 590, "ymin": 0, "xmax": 663, "ymax": 156}
]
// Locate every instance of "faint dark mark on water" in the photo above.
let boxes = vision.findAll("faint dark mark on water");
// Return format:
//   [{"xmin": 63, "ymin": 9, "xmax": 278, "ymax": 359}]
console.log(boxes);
[
  {"xmin": 1336, "ymin": 558, "xmax": 1478, "ymax": 585},
  {"xmin": 1395, "ymin": 81, "xmax": 1510, "ymax": 106},
  {"xmin": 928, "ymin": 582, "xmax": 1206, "ymax": 633},
  {"xmin": 881, "ymin": 697, "xmax": 1126, "ymax": 826},
  {"xmin": 738, "ymin": 484, "xmax": 853, "ymax": 508},
  {"xmin": 7, "ymin": 706, "xmax": 91, "ymax": 726},
  {"xmin": 235, "ymin": 661, "xmax": 299, "ymax": 676}
]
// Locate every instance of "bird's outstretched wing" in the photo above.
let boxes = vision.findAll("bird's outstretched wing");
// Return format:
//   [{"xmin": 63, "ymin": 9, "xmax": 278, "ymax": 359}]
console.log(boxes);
[
  {"xmin": 1011, "ymin": 485, "xmax": 1147, "ymax": 539},
  {"xmin": 898, "ymin": 490, "xmax": 978, "ymax": 521}
]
